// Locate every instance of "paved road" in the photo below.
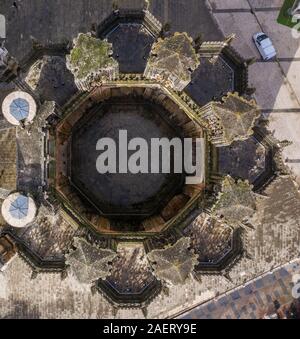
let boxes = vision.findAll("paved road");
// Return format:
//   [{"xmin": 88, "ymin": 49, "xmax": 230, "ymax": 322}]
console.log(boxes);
[
  {"xmin": 177, "ymin": 260, "xmax": 300, "ymax": 319},
  {"xmin": 0, "ymin": 0, "xmax": 223, "ymax": 62},
  {"xmin": 209, "ymin": 0, "xmax": 300, "ymax": 185},
  {"xmin": 175, "ymin": 1, "xmax": 300, "ymax": 319}
]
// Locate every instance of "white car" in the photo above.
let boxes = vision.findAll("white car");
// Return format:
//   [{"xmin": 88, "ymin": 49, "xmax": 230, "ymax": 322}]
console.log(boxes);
[
  {"xmin": 289, "ymin": 0, "xmax": 300, "ymax": 20},
  {"xmin": 253, "ymin": 32, "xmax": 277, "ymax": 61}
]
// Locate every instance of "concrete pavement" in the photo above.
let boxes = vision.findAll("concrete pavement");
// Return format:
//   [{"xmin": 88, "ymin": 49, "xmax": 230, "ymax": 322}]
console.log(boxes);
[{"xmin": 178, "ymin": 260, "xmax": 300, "ymax": 319}]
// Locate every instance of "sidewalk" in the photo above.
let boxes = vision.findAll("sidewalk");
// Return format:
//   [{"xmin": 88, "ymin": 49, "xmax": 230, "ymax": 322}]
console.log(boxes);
[{"xmin": 178, "ymin": 260, "xmax": 300, "ymax": 319}]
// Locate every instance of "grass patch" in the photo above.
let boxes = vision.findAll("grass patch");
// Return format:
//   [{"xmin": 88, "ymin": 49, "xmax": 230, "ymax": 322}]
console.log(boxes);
[{"xmin": 277, "ymin": 0, "xmax": 300, "ymax": 29}]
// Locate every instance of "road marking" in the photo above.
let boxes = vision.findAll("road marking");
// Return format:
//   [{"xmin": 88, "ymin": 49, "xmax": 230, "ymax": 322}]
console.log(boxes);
[
  {"xmin": 212, "ymin": 8, "xmax": 281, "ymax": 14},
  {"xmin": 256, "ymin": 58, "xmax": 300, "ymax": 62},
  {"xmin": 0, "ymin": 14, "xmax": 5, "ymax": 39}
]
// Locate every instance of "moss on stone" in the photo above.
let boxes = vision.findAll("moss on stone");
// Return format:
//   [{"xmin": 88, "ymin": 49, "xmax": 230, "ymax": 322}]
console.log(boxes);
[
  {"xmin": 212, "ymin": 176, "xmax": 256, "ymax": 226},
  {"xmin": 69, "ymin": 34, "xmax": 117, "ymax": 80},
  {"xmin": 145, "ymin": 32, "xmax": 200, "ymax": 90}
]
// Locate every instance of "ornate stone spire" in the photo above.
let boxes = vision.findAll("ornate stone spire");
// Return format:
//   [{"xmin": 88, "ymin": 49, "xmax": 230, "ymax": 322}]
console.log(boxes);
[
  {"xmin": 144, "ymin": 0, "xmax": 150, "ymax": 11},
  {"xmin": 212, "ymin": 176, "xmax": 256, "ymax": 227},
  {"xmin": 0, "ymin": 45, "xmax": 19, "ymax": 81},
  {"xmin": 66, "ymin": 237, "xmax": 117, "ymax": 284},
  {"xmin": 66, "ymin": 33, "xmax": 119, "ymax": 90},
  {"xmin": 147, "ymin": 237, "xmax": 198, "ymax": 286},
  {"xmin": 198, "ymin": 34, "xmax": 236, "ymax": 64},
  {"xmin": 199, "ymin": 92, "xmax": 260, "ymax": 146},
  {"xmin": 144, "ymin": 32, "xmax": 200, "ymax": 91}
]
